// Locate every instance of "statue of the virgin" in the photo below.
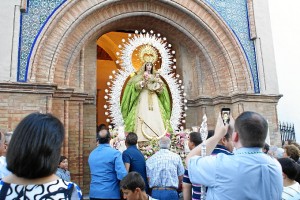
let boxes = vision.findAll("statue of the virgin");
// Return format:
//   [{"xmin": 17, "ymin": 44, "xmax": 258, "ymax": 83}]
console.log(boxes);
[{"xmin": 121, "ymin": 45, "xmax": 172, "ymax": 141}]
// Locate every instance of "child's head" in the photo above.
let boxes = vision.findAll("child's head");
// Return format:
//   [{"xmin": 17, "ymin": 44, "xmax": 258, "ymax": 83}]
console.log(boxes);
[
  {"xmin": 58, "ymin": 155, "xmax": 68, "ymax": 170},
  {"xmin": 278, "ymin": 157, "xmax": 298, "ymax": 180}
]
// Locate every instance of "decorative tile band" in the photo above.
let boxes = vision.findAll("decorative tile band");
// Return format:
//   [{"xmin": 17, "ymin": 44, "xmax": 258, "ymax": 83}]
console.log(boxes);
[
  {"xmin": 204, "ymin": 0, "xmax": 260, "ymax": 93},
  {"xmin": 17, "ymin": 0, "xmax": 66, "ymax": 82}
]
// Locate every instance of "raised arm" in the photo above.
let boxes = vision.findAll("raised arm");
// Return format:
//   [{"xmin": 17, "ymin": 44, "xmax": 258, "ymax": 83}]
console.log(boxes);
[{"xmin": 185, "ymin": 114, "xmax": 232, "ymax": 167}]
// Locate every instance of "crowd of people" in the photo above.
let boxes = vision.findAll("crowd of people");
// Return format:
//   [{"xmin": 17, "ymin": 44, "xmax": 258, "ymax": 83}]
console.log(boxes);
[
  {"xmin": 0, "ymin": 111, "xmax": 299, "ymax": 199},
  {"xmin": 89, "ymin": 111, "xmax": 300, "ymax": 200}
]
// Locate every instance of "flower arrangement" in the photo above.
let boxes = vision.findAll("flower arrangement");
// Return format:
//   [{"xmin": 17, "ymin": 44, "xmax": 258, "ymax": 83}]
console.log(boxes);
[
  {"xmin": 109, "ymin": 127, "xmax": 190, "ymax": 164},
  {"xmin": 109, "ymin": 127, "xmax": 126, "ymax": 152},
  {"xmin": 170, "ymin": 131, "xmax": 188, "ymax": 157},
  {"xmin": 139, "ymin": 131, "xmax": 189, "ymax": 161},
  {"xmin": 139, "ymin": 139, "xmax": 160, "ymax": 159}
]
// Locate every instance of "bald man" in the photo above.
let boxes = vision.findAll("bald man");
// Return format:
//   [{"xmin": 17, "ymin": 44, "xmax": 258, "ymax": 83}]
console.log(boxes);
[{"xmin": 146, "ymin": 136, "xmax": 184, "ymax": 200}]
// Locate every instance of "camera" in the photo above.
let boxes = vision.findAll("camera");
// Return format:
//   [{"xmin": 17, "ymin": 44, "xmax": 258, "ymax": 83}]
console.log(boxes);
[{"xmin": 221, "ymin": 108, "xmax": 230, "ymax": 125}]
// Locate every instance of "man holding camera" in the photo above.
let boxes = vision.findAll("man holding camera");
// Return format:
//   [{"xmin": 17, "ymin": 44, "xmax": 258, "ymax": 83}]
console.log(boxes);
[{"xmin": 186, "ymin": 111, "xmax": 283, "ymax": 199}]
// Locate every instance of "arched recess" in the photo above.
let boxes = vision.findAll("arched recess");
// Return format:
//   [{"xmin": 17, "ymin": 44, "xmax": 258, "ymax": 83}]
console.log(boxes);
[
  {"xmin": 28, "ymin": 0, "xmax": 254, "ymax": 99},
  {"xmin": 97, "ymin": 34, "xmax": 119, "ymax": 62}
]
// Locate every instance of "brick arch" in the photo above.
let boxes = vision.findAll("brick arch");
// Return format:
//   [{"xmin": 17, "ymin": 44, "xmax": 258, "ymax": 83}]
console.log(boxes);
[{"xmin": 29, "ymin": 0, "xmax": 254, "ymax": 96}]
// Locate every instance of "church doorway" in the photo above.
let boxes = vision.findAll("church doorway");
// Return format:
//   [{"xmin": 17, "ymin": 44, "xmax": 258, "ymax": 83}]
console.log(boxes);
[{"xmin": 25, "ymin": 1, "xmax": 282, "ymax": 194}]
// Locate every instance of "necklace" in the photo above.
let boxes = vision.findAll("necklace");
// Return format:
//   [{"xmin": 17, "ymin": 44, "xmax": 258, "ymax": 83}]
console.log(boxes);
[{"xmin": 236, "ymin": 151, "xmax": 263, "ymax": 155}]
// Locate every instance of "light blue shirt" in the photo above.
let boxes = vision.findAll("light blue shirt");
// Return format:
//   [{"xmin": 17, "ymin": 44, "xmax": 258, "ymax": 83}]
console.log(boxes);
[
  {"xmin": 188, "ymin": 147, "xmax": 283, "ymax": 200},
  {"xmin": 146, "ymin": 149, "xmax": 184, "ymax": 188},
  {"xmin": 55, "ymin": 168, "xmax": 71, "ymax": 181},
  {"xmin": 88, "ymin": 144, "xmax": 127, "ymax": 199},
  {"xmin": 0, "ymin": 156, "xmax": 11, "ymax": 179}
]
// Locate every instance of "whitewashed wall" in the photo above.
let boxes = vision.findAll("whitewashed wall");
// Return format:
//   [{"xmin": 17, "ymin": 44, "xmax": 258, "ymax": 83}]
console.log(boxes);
[
  {"xmin": 253, "ymin": 0, "xmax": 279, "ymax": 95},
  {"xmin": 0, "ymin": 0, "xmax": 20, "ymax": 82}
]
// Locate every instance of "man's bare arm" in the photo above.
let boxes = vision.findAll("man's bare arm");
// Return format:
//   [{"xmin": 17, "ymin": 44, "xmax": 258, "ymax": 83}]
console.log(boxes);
[
  {"xmin": 186, "ymin": 114, "xmax": 231, "ymax": 167},
  {"xmin": 124, "ymin": 163, "xmax": 130, "ymax": 172}
]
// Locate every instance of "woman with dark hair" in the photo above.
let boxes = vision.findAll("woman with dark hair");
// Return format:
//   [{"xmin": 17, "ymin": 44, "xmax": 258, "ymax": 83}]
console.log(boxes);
[{"xmin": 0, "ymin": 112, "xmax": 82, "ymax": 199}]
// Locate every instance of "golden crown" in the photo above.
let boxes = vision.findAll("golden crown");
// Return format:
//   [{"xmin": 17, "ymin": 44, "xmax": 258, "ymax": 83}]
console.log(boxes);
[{"xmin": 138, "ymin": 45, "xmax": 158, "ymax": 64}]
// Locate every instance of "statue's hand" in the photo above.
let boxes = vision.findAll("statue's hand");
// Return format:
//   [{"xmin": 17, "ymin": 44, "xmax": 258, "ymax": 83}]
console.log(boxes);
[
  {"xmin": 140, "ymin": 81, "xmax": 145, "ymax": 88},
  {"xmin": 155, "ymin": 85, "xmax": 164, "ymax": 94},
  {"xmin": 144, "ymin": 72, "xmax": 149, "ymax": 80}
]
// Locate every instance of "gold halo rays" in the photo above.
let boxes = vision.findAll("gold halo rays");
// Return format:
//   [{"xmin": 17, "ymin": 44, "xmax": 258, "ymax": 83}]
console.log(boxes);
[
  {"xmin": 139, "ymin": 45, "xmax": 158, "ymax": 64},
  {"xmin": 132, "ymin": 45, "xmax": 161, "ymax": 71}
]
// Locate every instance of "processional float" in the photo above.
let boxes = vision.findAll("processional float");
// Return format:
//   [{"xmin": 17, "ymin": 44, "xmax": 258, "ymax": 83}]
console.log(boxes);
[
  {"xmin": 103, "ymin": 29, "xmax": 209, "ymax": 199},
  {"xmin": 103, "ymin": 29, "xmax": 186, "ymax": 139}
]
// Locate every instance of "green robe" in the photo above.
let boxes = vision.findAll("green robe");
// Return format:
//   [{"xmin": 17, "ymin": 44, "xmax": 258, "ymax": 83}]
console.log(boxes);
[{"xmin": 121, "ymin": 74, "xmax": 172, "ymax": 134}]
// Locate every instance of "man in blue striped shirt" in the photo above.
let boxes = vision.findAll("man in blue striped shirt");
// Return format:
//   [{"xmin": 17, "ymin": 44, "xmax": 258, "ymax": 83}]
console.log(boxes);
[
  {"xmin": 182, "ymin": 132, "xmax": 202, "ymax": 200},
  {"xmin": 211, "ymin": 130, "xmax": 234, "ymax": 156}
]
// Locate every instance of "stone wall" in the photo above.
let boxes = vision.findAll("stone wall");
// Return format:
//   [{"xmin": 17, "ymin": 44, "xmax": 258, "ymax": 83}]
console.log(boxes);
[
  {"xmin": 186, "ymin": 94, "xmax": 282, "ymax": 146},
  {"xmin": 0, "ymin": 82, "xmax": 95, "ymax": 194},
  {"xmin": 0, "ymin": 92, "xmax": 49, "ymax": 131}
]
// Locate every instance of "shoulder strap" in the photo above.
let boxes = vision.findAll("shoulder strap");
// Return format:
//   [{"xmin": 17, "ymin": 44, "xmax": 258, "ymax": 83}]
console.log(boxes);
[
  {"xmin": 0, "ymin": 181, "xmax": 10, "ymax": 199},
  {"xmin": 67, "ymin": 183, "xmax": 75, "ymax": 199}
]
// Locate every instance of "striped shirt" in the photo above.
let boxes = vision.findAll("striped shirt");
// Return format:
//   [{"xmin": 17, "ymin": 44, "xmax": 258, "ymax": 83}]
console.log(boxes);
[
  {"xmin": 211, "ymin": 144, "xmax": 234, "ymax": 156},
  {"xmin": 282, "ymin": 182, "xmax": 300, "ymax": 200},
  {"xmin": 183, "ymin": 169, "xmax": 202, "ymax": 200}
]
